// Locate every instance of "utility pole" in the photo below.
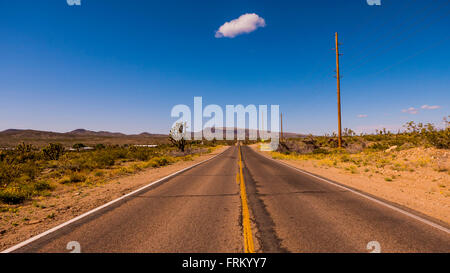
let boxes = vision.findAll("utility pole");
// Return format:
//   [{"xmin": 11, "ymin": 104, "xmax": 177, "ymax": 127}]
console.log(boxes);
[
  {"xmin": 335, "ymin": 32, "xmax": 343, "ymax": 148},
  {"xmin": 261, "ymin": 111, "xmax": 265, "ymax": 142},
  {"xmin": 280, "ymin": 112, "xmax": 283, "ymax": 142}
]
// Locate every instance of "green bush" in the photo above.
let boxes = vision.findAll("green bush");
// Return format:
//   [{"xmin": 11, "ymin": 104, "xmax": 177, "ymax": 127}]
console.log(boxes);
[
  {"xmin": 72, "ymin": 143, "xmax": 86, "ymax": 150},
  {"xmin": 0, "ymin": 162, "xmax": 20, "ymax": 186},
  {"xmin": 33, "ymin": 180, "xmax": 53, "ymax": 191},
  {"xmin": 95, "ymin": 144, "xmax": 106, "ymax": 150},
  {"xmin": 0, "ymin": 142, "xmax": 213, "ymax": 204},
  {"xmin": 90, "ymin": 151, "xmax": 116, "ymax": 168},
  {"xmin": 0, "ymin": 187, "xmax": 30, "ymax": 204},
  {"xmin": 69, "ymin": 172, "xmax": 86, "ymax": 183},
  {"xmin": 13, "ymin": 143, "xmax": 40, "ymax": 163},
  {"xmin": 423, "ymin": 124, "xmax": 449, "ymax": 149},
  {"xmin": 312, "ymin": 148, "xmax": 329, "ymax": 154},
  {"xmin": 128, "ymin": 147, "xmax": 155, "ymax": 161},
  {"xmin": 403, "ymin": 119, "xmax": 449, "ymax": 149},
  {"xmin": 42, "ymin": 143, "xmax": 64, "ymax": 160},
  {"xmin": 60, "ymin": 172, "xmax": 86, "ymax": 184},
  {"xmin": 367, "ymin": 142, "xmax": 390, "ymax": 151}
]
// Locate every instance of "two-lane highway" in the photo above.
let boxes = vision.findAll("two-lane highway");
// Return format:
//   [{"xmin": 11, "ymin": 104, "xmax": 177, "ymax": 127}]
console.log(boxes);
[
  {"xmin": 6, "ymin": 145, "xmax": 450, "ymax": 253},
  {"xmin": 241, "ymin": 145, "xmax": 450, "ymax": 252},
  {"xmin": 12, "ymin": 146, "xmax": 243, "ymax": 253}
]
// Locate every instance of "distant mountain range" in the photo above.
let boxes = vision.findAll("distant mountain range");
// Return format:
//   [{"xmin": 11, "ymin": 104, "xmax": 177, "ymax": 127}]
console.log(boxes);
[
  {"xmin": 0, "ymin": 128, "xmax": 305, "ymax": 147},
  {"xmin": 0, "ymin": 129, "xmax": 168, "ymax": 147},
  {"xmin": 0, "ymin": 129, "xmax": 166, "ymax": 138},
  {"xmin": 0, "ymin": 128, "xmax": 304, "ymax": 139},
  {"xmin": 188, "ymin": 127, "xmax": 305, "ymax": 139}
]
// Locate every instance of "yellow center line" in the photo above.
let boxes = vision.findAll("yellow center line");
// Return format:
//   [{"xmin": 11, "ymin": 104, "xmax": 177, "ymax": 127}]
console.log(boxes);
[{"xmin": 238, "ymin": 144, "xmax": 255, "ymax": 253}]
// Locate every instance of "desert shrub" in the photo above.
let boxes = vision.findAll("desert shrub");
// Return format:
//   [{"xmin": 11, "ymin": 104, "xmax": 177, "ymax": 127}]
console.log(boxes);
[
  {"xmin": 402, "ymin": 119, "xmax": 449, "ymax": 149},
  {"xmin": 367, "ymin": 142, "xmax": 390, "ymax": 151},
  {"xmin": 422, "ymin": 124, "xmax": 449, "ymax": 149},
  {"xmin": 33, "ymin": 180, "xmax": 53, "ymax": 191},
  {"xmin": 95, "ymin": 144, "xmax": 106, "ymax": 150},
  {"xmin": 60, "ymin": 172, "xmax": 86, "ymax": 184},
  {"xmin": 19, "ymin": 161, "xmax": 40, "ymax": 180},
  {"xmin": 42, "ymin": 143, "xmax": 64, "ymax": 160},
  {"xmin": 340, "ymin": 154, "xmax": 351, "ymax": 162},
  {"xmin": 72, "ymin": 143, "xmax": 86, "ymax": 150},
  {"xmin": 0, "ymin": 141, "xmax": 218, "ymax": 204},
  {"xmin": 109, "ymin": 148, "xmax": 128, "ymax": 159},
  {"xmin": 0, "ymin": 187, "xmax": 30, "ymax": 204},
  {"xmin": 312, "ymin": 148, "xmax": 329, "ymax": 154},
  {"xmin": 128, "ymin": 147, "xmax": 155, "ymax": 161},
  {"xmin": 288, "ymin": 141, "xmax": 315, "ymax": 154},
  {"xmin": 90, "ymin": 151, "xmax": 116, "ymax": 168},
  {"xmin": 345, "ymin": 142, "xmax": 365, "ymax": 153},
  {"xmin": 68, "ymin": 149, "xmax": 118, "ymax": 170},
  {"xmin": 147, "ymin": 156, "xmax": 171, "ymax": 167},
  {"xmin": 116, "ymin": 167, "xmax": 133, "ymax": 175},
  {"xmin": 0, "ymin": 162, "xmax": 20, "ymax": 186},
  {"xmin": 0, "ymin": 160, "xmax": 40, "ymax": 188},
  {"xmin": 94, "ymin": 170, "xmax": 104, "ymax": 177},
  {"xmin": 13, "ymin": 143, "xmax": 40, "ymax": 163}
]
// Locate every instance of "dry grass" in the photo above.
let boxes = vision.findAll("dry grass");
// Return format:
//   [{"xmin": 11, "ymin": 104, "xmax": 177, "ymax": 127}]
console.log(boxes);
[
  {"xmin": 0, "ymin": 142, "xmax": 223, "ymax": 205},
  {"xmin": 270, "ymin": 146, "xmax": 450, "ymax": 198}
]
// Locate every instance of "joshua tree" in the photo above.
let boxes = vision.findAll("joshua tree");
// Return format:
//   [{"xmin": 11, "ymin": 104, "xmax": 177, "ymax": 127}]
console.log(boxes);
[
  {"xmin": 42, "ymin": 143, "xmax": 64, "ymax": 160},
  {"xmin": 169, "ymin": 122, "xmax": 188, "ymax": 152}
]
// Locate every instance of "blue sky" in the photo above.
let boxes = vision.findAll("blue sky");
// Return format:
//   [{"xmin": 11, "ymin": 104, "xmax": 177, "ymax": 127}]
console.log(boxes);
[{"xmin": 0, "ymin": 0, "xmax": 448, "ymax": 135}]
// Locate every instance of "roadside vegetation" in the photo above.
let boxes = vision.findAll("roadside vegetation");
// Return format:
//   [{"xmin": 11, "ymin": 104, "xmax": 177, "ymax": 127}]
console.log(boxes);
[
  {"xmin": 272, "ymin": 118, "xmax": 449, "ymax": 186},
  {"xmin": 0, "ymin": 140, "xmax": 226, "ymax": 205}
]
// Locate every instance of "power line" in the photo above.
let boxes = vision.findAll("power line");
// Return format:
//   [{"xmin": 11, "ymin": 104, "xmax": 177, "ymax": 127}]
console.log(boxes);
[
  {"xmin": 346, "ymin": 7, "xmax": 450, "ymax": 73},
  {"xmin": 344, "ymin": 0, "xmax": 420, "ymax": 55},
  {"xmin": 371, "ymin": 35, "xmax": 450, "ymax": 76},
  {"xmin": 300, "ymin": 1, "xmax": 419, "ymax": 88},
  {"xmin": 302, "ymin": 1, "xmax": 439, "ymax": 88},
  {"xmin": 345, "ymin": 1, "xmax": 450, "ymax": 72}
]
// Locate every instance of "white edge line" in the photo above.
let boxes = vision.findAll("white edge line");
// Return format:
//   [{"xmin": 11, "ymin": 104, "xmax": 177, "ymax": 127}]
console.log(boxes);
[
  {"xmin": 1, "ymin": 147, "xmax": 230, "ymax": 253},
  {"xmin": 257, "ymin": 149, "xmax": 450, "ymax": 235}
]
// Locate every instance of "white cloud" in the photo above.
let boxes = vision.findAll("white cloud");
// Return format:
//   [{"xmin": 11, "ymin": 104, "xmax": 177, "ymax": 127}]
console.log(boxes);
[
  {"xmin": 357, "ymin": 114, "xmax": 368, "ymax": 118},
  {"xmin": 215, "ymin": 13, "xmax": 266, "ymax": 38},
  {"xmin": 421, "ymin": 104, "xmax": 441, "ymax": 110},
  {"xmin": 402, "ymin": 107, "xmax": 418, "ymax": 114}
]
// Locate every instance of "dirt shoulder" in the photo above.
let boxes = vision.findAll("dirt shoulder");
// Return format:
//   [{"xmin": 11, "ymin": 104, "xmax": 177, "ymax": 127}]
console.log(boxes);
[
  {"xmin": 250, "ymin": 144, "xmax": 450, "ymax": 225},
  {"xmin": 0, "ymin": 146, "xmax": 229, "ymax": 251}
]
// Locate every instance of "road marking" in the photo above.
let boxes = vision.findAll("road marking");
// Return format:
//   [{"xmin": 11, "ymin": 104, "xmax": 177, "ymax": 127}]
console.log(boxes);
[
  {"xmin": 257, "ymin": 149, "xmax": 450, "ymax": 235},
  {"xmin": 238, "ymin": 144, "xmax": 255, "ymax": 253},
  {"xmin": 1, "ymin": 147, "xmax": 230, "ymax": 253}
]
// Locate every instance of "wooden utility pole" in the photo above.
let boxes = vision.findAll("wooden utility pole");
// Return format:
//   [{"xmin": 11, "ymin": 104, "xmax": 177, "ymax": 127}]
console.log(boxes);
[
  {"xmin": 261, "ymin": 111, "xmax": 264, "ymax": 142},
  {"xmin": 335, "ymin": 32, "xmax": 343, "ymax": 148},
  {"xmin": 280, "ymin": 112, "xmax": 283, "ymax": 142}
]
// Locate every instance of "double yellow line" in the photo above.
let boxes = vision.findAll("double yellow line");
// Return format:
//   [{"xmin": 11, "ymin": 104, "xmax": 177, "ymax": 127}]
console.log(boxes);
[{"xmin": 237, "ymin": 144, "xmax": 255, "ymax": 253}]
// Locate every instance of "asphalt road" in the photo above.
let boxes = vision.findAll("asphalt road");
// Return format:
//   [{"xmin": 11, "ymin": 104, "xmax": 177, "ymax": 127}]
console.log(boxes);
[
  {"xmin": 10, "ymin": 145, "xmax": 450, "ymax": 253},
  {"xmin": 241, "ymin": 145, "xmax": 450, "ymax": 253},
  {"xmin": 14, "ymin": 146, "xmax": 242, "ymax": 253}
]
